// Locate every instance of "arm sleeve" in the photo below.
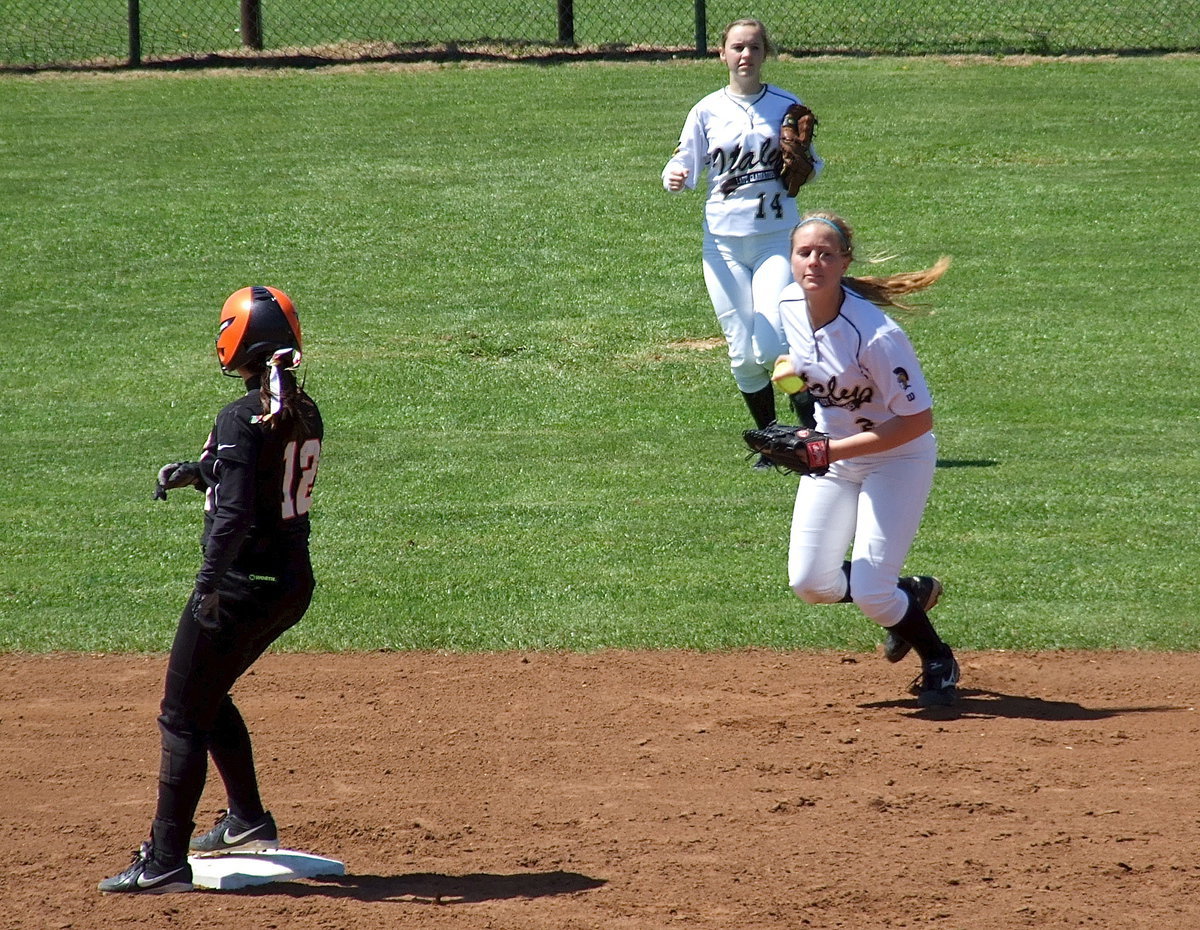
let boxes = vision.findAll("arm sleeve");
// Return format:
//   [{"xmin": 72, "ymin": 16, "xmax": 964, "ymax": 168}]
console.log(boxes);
[
  {"xmin": 662, "ymin": 105, "xmax": 706, "ymax": 192},
  {"xmin": 862, "ymin": 329, "xmax": 933, "ymax": 417},
  {"xmin": 193, "ymin": 411, "xmax": 259, "ymax": 595},
  {"xmin": 194, "ymin": 459, "xmax": 255, "ymax": 594}
]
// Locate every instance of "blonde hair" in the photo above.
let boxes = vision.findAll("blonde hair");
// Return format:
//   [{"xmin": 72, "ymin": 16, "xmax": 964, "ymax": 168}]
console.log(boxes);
[
  {"xmin": 721, "ymin": 19, "xmax": 775, "ymax": 56},
  {"xmin": 793, "ymin": 211, "xmax": 951, "ymax": 311}
]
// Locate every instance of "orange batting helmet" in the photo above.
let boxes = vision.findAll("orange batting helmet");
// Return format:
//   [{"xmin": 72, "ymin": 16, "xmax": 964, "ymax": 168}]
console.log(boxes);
[{"xmin": 216, "ymin": 286, "xmax": 302, "ymax": 374}]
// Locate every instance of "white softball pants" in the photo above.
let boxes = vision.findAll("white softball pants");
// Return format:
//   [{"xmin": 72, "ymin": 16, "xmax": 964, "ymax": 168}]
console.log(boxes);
[
  {"xmin": 701, "ymin": 230, "xmax": 791, "ymax": 393},
  {"xmin": 788, "ymin": 432, "xmax": 937, "ymax": 627}
]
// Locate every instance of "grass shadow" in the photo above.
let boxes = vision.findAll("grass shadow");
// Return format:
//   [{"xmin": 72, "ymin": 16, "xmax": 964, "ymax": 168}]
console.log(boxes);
[{"xmin": 936, "ymin": 458, "xmax": 999, "ymax": 468}]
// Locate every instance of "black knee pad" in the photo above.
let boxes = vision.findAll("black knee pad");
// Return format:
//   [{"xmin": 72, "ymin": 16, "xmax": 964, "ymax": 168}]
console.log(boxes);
[{"xmin": 157, "ymin": 714, "xmax": 207, "ymax": 786}]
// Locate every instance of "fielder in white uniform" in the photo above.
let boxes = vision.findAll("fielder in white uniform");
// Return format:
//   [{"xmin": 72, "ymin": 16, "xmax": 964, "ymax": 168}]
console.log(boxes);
[
  {"xmin": 773, "ymin": 211, "xmax": 959, "ymax": 707},
  {"xmin": 663, "ymin": 19, "xmax": 823, "ymax": 453}
]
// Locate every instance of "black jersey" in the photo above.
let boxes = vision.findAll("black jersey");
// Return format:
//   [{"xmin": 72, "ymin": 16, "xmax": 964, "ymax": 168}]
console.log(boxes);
[{"xmin": 194, "ymin": 377, "xmax": 323, "ymax": 594}]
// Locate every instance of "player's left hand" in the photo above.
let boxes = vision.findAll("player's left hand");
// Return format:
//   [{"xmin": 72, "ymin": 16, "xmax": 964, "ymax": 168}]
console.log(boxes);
[
  {"xmin": 779, "ymin": 104, "xmax": 817, "ymax": 196},
  {"xmin": 191, "ymin": 590, "xmax": 221, "ymax": 630},
  {"xmin": 743, "ymin": 423, "xmax": 830, "ymax": 475}
]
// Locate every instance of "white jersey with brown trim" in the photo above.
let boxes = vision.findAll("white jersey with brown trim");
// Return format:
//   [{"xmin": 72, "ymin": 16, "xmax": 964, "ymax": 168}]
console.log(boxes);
[
  {"xmin": 663, "ymin": 84, "xmax": 823, "ymax": 237},
  {"xmin": 777, "ymin": 284, "xmax": 932, "ymax": 439}
]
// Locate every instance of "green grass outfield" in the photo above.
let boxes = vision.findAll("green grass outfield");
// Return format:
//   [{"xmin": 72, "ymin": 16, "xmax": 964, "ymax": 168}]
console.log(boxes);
[{"xmin": 1, "ymin": 55, "xmax": 1197, "ymax": 653}]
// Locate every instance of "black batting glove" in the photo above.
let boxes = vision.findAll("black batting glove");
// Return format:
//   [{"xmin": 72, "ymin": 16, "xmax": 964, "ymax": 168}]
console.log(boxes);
[
  {"xmin": 154, "ymin": 462, "xmax": 202, "ymax": 500},
  {"xmin": 191, "ymin": 590, "xmax": 221, "ymax": 630}
]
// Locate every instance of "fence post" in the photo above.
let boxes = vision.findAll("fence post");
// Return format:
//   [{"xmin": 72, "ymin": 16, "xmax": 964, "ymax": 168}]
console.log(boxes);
[
  {"xmin": 694, "ymin": 0, "xmax": 706, "ymax": 56},
  {"xmin": 557, "ymin": 0, "xmax": 575, "ymax": 46},
  {"xmin": 127, "ymin": 0, "xmax": 141, "ymax": 66},
  {"xmin": 241, "ymin": 0, "xmax": 264, "ymax": 50}
]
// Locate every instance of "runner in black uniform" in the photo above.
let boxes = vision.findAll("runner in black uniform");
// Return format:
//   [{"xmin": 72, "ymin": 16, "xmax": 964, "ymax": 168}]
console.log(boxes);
[{"xmin": 100, "ymin": 286, "xmax": 323, "ymax": 894}]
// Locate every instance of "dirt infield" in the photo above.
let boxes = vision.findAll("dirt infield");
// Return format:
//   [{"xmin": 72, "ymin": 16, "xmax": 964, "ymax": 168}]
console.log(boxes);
[{"xmin": 3, "ymin": 650, "xmax": 1199, "ymax": 929}]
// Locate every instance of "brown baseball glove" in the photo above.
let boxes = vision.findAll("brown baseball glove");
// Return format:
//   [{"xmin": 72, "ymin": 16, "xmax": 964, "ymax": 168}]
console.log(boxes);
[{"xmin": 779, "ymin": 104, "xmax": 817, "ymax": 196}]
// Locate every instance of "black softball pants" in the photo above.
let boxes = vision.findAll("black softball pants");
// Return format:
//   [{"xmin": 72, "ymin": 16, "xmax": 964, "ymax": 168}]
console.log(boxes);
[{"xmin": 152, "ymin": 552, "xmax": 314, "ymax": 863}]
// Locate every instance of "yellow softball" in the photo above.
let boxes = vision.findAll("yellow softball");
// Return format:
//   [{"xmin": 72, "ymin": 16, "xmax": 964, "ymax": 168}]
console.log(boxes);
[{"xmin": 772, "ymin": 357, "xmax": 806, "ymax": 395}]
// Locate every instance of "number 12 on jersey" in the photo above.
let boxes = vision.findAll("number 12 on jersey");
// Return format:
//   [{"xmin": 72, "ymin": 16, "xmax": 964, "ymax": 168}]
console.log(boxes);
[{"xmin": 281, "ymin": 438, "xmax": 320, "ymax": 519}]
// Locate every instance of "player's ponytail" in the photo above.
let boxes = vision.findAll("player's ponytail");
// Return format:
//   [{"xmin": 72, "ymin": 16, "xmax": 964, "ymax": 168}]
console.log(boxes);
[
  {"xmin": 846, "ymin": 256, "xmax": 952, "ymax": 311},
  {"xmin": 795, "ymin": 211, "xmax": 951, "ymax": 311},
  {"xmin": 259, "ymin": 348, "xmax": 313, "ymax": 437}
]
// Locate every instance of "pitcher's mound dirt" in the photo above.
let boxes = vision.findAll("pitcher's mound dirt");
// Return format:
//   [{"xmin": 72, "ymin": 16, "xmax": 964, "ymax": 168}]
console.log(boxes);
[{"xmin": 3, "ymin": 650, "xmax": 1198, "ymax": 929}]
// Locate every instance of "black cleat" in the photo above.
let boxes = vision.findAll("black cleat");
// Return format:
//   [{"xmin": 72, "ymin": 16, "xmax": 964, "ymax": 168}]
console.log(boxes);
[
  {"xmin": 189, "ymin": 810, "xmax": 278, "ymax": 856},
  {"xmin": 98, "ymin": 842, "xmax": 193, "ymax": 894},
  {"xmin": 912, "ymin": 651, "xmax": 960, "ymax": 708}
]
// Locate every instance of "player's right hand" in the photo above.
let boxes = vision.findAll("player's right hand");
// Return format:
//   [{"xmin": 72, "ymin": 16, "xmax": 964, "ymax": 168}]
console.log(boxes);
[
  {"xmin": 156, "ymin": 462, "xmax": 202, "ymax": 492},
  {"xmin": 771, "ymin": 356, "xmax": 806, "ymax": 395},
  {"xmin": 665, "ymin": 167, "xmax": 689, "ymax": 191}
]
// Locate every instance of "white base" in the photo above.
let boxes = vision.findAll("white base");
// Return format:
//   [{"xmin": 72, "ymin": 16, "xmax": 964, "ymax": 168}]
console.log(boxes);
[{"xmin": 188, "ymin": 849, "xmax": 345, "ymax": 890}]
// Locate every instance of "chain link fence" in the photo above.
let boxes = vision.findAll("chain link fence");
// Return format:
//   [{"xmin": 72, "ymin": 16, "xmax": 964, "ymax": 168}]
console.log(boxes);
[{"xmin": 3, "ymin": 0, "xmax": 1198, "ymax": 69}]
